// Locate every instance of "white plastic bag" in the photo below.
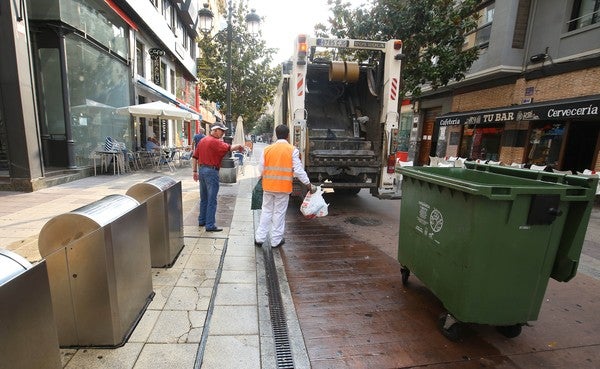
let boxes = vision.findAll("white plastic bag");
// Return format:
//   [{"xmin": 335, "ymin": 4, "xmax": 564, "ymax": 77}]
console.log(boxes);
[{"xmin": 300, "ymin": 186, "xmax": 329, "ymax": 218}]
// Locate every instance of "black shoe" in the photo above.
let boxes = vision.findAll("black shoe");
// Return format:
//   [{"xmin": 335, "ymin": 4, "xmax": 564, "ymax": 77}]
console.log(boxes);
[
  {"xmin": 198, "ymin": 223, "xmax": 205, "ymax": 227},
  {"xmin": 254, "ymin": 240, "xmax": 263, "ymax": 247},
  {"xmin": 272, "ymin": 238, "xmax": 285, "ymax": 248},
  {"xmin": 206, "ymin": 227, "xmax": 223, "ymax": 232}
]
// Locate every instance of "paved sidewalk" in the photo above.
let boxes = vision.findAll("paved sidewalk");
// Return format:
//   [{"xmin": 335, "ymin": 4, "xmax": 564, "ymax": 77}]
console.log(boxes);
[{"xmin": 0, "ymin": 159, "xmax": 301, "ymax": 369}]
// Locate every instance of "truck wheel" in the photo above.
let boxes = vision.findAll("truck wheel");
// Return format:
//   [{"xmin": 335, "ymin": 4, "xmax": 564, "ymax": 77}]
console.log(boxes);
[
  {"xmin": 400, "ymin": 266, "xmax": 410, "ymax": 285},
  {"xmin": 496, "ymin": 324, "xmax": 522, "ymax": 338},
  {"xmin": 438, "ymin": 312, "xmax": 462, "ymax": 342}
]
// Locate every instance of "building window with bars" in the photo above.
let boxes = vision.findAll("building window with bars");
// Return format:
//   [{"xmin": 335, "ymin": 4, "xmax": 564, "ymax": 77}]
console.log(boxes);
[
  {"xmin": 463, "ymin": 2, "xmax": 495, "ymax": 50},
  {"xmin": 568, "ymin": 0, "xmax": 600, "ymax": 31}
]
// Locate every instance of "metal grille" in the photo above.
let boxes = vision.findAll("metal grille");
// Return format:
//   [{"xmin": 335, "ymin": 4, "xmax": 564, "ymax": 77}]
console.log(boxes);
[{"xmin": 263, "ymin": 246, "xmax": 295, "ymax": 369}]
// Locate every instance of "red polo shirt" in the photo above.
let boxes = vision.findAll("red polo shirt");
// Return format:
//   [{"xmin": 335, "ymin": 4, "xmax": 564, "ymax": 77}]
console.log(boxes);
[{"xmin": 192, "ymin": 134, "xmax": 231, "ymax": 168}]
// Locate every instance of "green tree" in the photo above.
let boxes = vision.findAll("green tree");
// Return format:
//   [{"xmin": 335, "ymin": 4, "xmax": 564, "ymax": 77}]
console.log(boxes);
[
  {"xmin": 197, "ymin": 1, "xmax": 280, "ymax": 133},
  {"xmin": 316, "ymin": 0, "xmax": 480, "ymax": 97},
  {"xmin": 251, "ymin": 113, "xmax": 274, "ymax": 136}
]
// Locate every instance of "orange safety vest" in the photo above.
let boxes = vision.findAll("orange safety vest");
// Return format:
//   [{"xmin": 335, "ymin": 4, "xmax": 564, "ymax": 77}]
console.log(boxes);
[{"xmin": 262, "ymin": 142, "xmax": 294, "ymax": 193}]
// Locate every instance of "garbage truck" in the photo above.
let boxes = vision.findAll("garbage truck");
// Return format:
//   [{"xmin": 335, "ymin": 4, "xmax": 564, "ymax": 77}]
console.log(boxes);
[{"xmin": 274, "ymin": 35, "xmax": 404, "ymax": 198}]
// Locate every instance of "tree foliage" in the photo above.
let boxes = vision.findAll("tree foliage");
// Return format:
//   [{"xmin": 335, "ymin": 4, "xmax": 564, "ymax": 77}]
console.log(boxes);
[
  {"xmin": 316, "ymin": 0, "xmax": 481, "ymax": 97},
  {"xmin": 197, "ymin": 1, "xmax": 280, "ymax": 132},
  {"xmin": 252, "ymin": 113, "xmax": 274, "ymax": 136}
]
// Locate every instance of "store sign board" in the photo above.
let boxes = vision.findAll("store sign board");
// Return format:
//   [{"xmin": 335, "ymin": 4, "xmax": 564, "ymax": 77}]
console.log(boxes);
[
  {"xmin": 436, "ymin": 97, "xmax": 600, "ymax": 126},
  {"xmin": 152, "ymin": 59, "xmax": 161, "ymax": 85}
]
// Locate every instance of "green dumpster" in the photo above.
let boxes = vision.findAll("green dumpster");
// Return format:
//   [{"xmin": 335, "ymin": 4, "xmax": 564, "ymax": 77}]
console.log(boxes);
[{"xmin": 397, "ymin": 163, "xmax": 597, "ymax": 340}]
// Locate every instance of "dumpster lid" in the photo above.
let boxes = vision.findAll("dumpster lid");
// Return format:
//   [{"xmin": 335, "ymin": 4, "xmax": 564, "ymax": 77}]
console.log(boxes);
[
  {"xmin": 126, "ymin": 176, "xmax": 178, "ymax": 202},
  {"xmin": 399, "ymin": 165, "xmax": 598, "ymax": 201},
  {"xmin": 38, "ymin": 194, "xmax": 140, "ymax": 257},
  {"xmin": 0, "ymin": 249, "xmax": 33, "ymax": 285}
]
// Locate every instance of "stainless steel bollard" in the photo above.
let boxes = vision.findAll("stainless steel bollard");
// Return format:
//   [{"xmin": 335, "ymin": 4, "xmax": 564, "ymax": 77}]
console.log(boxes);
[
  {"xmin": 0, "ymin": 249, "xmax": 61, "ymax": 369},
  {"xmin": 126, "ymin": 176, "xmax": 184, "ymax": 267},
  {"xmin": 38, "ymin": 194, "xmax": 153, "ymax": 347}
]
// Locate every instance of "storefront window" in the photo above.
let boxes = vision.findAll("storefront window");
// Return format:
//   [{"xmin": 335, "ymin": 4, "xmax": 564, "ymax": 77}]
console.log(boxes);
[
  {"xmin": 38, "ymin": 49, "xmax": 65, "ymax": 137},
  {"xmin": 66, "ymin": 35, "xmax": 131, "ymax": 165},
  {"xmin": 527, "ymin": 122, "xmax": 564, "ymax": 167},
  {"xmin": 459, "ymin": 124, "xmax": 503, "ymax": 161}
]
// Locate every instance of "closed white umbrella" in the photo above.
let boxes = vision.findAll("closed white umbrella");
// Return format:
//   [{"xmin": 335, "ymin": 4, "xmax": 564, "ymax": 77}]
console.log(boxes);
[{"xmin": 232, "ymin": 116, "xmax": 245, "ymax": 147}]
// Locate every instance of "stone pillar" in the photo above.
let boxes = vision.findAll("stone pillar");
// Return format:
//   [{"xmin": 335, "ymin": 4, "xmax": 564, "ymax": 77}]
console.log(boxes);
[{"xmin": 0, "ymin": 0, "xmax": 44, "ymax": 190}]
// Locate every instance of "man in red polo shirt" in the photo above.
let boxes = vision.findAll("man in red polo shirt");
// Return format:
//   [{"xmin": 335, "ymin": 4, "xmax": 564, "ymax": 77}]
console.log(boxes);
[{"xmin": 192, "ymin": 122, "xmax": 244, "ymax": 232}]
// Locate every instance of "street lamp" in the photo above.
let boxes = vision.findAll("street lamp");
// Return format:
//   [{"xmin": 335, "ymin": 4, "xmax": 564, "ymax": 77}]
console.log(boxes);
[{"xmin": 197, "ymin": 2, "xmax": 261, "ymax": 134}]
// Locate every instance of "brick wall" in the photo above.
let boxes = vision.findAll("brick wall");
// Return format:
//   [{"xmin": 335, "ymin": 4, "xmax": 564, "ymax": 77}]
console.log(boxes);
[
  {"xmin": 452, "ymin": 84, "xmax": 516, "ymax": 111},
  {"xmin": 516, "ymin": 66, "xmax": 600, "ymax": 102},
  {"xmin": 453, "ymin": 66, "xmax": 600, "ymax": 111}
]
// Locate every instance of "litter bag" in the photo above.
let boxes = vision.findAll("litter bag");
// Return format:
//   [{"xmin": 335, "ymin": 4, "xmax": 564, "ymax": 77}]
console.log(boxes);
[
  {"xmin": 251, "ymin": 178, "xmax": 263, "ymax": 210},
  {"xmin": 300, "ymin": 186, "xmax": 328, "ymax": 218}
]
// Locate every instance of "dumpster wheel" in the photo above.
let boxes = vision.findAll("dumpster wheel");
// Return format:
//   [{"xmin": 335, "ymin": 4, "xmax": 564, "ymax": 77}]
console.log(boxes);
[
  {"xmin": 438, "ymin": 312, "xmax": 463, "ymax": 342},
  {"xmin": 496, "ymin": 324, "xmax": 522, "ymax": 338},
  {"xmin": 400, "ymin": 266, "xmax": 410, "ymax": 285}
]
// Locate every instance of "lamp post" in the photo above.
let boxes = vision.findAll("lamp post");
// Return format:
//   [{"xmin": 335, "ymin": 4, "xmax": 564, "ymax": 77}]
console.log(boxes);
[{"xmin": 198, "ymin": 2, "xmax": 260, "ymax": 134}]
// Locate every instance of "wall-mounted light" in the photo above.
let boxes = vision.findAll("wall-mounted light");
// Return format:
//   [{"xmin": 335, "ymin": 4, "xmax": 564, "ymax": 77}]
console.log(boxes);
[
  {"xmin": 529, "ymin": 53, "xmax": 548, "ymax": 63},
  {"xmin": 530, "ymin": 46, "xmax": 551, "ymax": 64}
]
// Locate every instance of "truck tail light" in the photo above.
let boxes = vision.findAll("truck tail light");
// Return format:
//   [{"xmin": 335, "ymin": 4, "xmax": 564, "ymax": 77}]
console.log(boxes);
[
  {"xmin": 297, "ymin": 34, "xmax": 307, "ymax": 65},
  {"xmin": 387, "ymin": 154, "xmax": 396, "ymax": 174}
]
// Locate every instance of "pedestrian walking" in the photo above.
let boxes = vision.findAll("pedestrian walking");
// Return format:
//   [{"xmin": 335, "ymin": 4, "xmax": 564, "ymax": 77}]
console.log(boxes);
[
  {"xmin": 192, "ymin": 128, "xmax": 205, "ymax": 149},
  {"xmin": 255, "ymin": 124, "xmax": 315, "ymax": 247},
  {"xmin": 192, "ymin": 122, "xmax": 244, "ymax": 232}
]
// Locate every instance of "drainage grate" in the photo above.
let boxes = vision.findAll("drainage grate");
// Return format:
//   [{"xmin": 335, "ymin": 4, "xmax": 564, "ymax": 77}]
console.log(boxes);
[{"xmin": 263, "ymin": 246, "xmax": 295, "ymax": 369}]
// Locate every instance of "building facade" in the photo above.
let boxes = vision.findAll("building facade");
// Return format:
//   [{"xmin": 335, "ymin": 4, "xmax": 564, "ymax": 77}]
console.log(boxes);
[
  {"xmin": 411, "ymin": 0, "xmax": 600, "ymax": 173},
  {"xmin": 0, "ymin": 0, "xmax": 219, "ymax": 191}
]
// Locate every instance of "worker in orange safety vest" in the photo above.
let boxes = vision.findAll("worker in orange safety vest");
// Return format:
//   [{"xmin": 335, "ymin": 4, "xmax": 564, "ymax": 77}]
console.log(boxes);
[{"xmin": 255, "ymin": 124, "xmax": 315, "ymax": 248}]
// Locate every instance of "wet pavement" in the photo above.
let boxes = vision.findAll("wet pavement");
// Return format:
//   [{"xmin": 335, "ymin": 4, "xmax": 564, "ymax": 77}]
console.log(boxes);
[{"xmin": 281, "ymin": 197, "xmax": 600, "ymax": 368}]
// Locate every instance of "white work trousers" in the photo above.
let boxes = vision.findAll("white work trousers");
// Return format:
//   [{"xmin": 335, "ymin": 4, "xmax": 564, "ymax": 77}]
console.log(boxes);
[{"xmin": 255, "ymin": 191, "xmax": 290, "ymax": 246}]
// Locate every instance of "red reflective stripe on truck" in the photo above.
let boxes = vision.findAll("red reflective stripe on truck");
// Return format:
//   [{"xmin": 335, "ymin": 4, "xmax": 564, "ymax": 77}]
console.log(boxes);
[{"xmin": 297, "ymin": 73, "xmax": 304, "ymax": 96}]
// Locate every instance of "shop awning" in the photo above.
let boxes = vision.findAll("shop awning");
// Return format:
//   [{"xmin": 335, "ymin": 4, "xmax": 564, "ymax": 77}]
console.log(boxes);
[
  {"xmin": 136, "ymin": 77, "xmax": 201, "ymax": 119},
  {"xmin": 435, "ymin": 94, "xmax": 600, "ymax": 126}
]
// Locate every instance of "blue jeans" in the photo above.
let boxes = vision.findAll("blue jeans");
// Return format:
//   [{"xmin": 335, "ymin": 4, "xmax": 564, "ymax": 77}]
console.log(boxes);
[
  {"xmin": 198, "ymin": 166, "xmax": 220, "ymax": 229},
  {"xmin": 234, "ymin": 152, "xmax": 244, "ymax": 165}
]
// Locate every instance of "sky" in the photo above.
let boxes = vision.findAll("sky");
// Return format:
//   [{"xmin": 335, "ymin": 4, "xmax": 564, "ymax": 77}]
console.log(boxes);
[{"xmin": 249, "ymin": 0, "xmax": 367, "ymax": 65}]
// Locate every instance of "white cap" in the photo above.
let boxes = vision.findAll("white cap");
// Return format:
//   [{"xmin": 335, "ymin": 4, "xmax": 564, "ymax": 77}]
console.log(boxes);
[{"xmin": 210, "ymin": 122, "xmax": 228, "ymax": 131}]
